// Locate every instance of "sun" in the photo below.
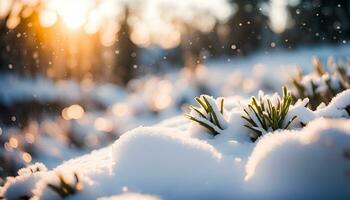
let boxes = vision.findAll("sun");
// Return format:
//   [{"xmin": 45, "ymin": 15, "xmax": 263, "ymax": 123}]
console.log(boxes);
[{"xmin": 56, "ymin": 0, "xmax": 90, "ymax": 30}]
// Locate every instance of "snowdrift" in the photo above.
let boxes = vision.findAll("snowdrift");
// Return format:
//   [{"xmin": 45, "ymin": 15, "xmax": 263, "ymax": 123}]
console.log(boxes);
[{"xmin": 2, "ymin": 90, "xmax": 350, "ymax": 200}]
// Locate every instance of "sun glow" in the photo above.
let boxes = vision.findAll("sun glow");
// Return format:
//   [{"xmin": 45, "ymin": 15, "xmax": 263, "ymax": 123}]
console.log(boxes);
[
  {"xmin": 56, "ymin": 0, "xmax": 91, "ymax": 30},
  {"xmin": 62, "ymin": 104, "xmax": 85, "ymax": 120},
  {"xmin": 1, "ymin": 0, "xmax": 232, "ymax": 48},
  {"xmin": 269, "ymin": 0, "xmax": 290, "ymax": 33}
]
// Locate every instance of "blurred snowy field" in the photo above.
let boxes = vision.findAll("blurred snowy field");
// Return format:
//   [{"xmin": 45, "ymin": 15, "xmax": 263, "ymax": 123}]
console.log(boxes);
[
  {"xmin": 1, "ymin": 44, "xmax": 349, "ymax": 172},
  {"xmin": 2, "ymin": 87, "xmax": 350, "ymax": 199}
]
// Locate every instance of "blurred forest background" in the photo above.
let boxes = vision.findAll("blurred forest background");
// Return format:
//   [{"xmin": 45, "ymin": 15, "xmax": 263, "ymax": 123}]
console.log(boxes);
[{"xmin": 0, "ymin": 0, "xmax": 349, "ymax": 83}]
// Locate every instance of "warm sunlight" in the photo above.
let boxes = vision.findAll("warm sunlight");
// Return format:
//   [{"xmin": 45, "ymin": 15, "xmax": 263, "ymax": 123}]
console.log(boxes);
[
  {"xmin": 56, "ymin": 0, "xmax": 91, "ymax": 30},
  {"xmin": 0, "ymin": 0, "xmax": 232, "ymax": 48},
  {"xmin": 1, "ymin": 0, "xmax": 350, "ymax": 199}
]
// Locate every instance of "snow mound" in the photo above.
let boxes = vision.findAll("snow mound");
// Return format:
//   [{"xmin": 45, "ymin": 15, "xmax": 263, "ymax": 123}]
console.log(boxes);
[
  {"xmin": 3, "ymin": 104, "xmax": 350, "ymax": 199},
  {"xmin": 287, "ymin": 89, "xmax": 350, "ymax": 126},
  {"xmin": 245, "ymin": 118, "xmax": 350, "ymax": 199},
  {"xmin": 98, "ymin": 193, "xmax": 161, "ymax": 200},
  {"xmin": 32, "ymin": 170, "xmax": 92, "ymax": 200},
  {"xmin": 0, "ymin": 163, "xmax": 47, "ymax": 200},
  {"xmin": 316, "ymin": 89, "xmax": 350, "ymax": 118},
  {"xmin": 111, "ymin": 127, "xmax": 243, "ymax": 199}
]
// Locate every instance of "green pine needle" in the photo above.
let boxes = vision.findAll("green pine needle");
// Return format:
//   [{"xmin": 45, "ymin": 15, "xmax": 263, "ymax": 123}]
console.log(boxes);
[
  {"xmin": 291, "ymin": 57, "xmax": 350, "ymax": 112},
  {"xmin": 242, "ymin": 86, "xmax": 297, "ymax": 142},
  {"xmin": 186, "ymin": 95, "xmax": 227, "ymax": 136},
  {"xmin": 47, "ymin": 172, "xmax": 82, "ymax": 198}
]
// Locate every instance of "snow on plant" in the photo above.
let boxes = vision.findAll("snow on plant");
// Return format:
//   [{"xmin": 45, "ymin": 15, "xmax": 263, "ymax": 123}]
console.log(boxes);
[
  {"xmin": 242, "ymin": 86, "xmax": 297, "ymax": 141},
  {"xmin": 3, "ymin": 117, "xmax": 350, "ymax": 199},
  {"xmin": 244, "ymin": 118, "xmax": 350, "ymax": 198},
  {"xmin": 185, "ymin": 95, "xmax": 228, "ymax": 136},
  {"xmin": 99, "ymin": 193, "xmax": 161, "ymax": 200},
  {"xmin": 291, "ymin": 57, "xmax": 350, "ymax": 111},
  {"xmin": 45, "ymin": 172, "xmax": 83, "ymax": 199},
  {"xmin": 17, "ymin": 163, "xmax": 48, "ymax": 176},
  {"xmin": 285, "ymin": 89, "xmax": 350, "ymax": 128},
  {"xmin": 0, "ymin": 163, "xmax": 47, "ymax": 200}
]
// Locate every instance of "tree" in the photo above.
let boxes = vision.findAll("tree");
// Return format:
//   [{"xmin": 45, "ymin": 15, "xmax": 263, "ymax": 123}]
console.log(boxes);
[
  {"xmin": 285, "ymin": 0, "xmax": 350, "ymax": 46},
  {"xmin": 226, "ymin": 0, "xmax": 270, "ymax": 55},
  {"xmin": 114, "ymin": 7, "xmax": 137, "ymax": 85}
]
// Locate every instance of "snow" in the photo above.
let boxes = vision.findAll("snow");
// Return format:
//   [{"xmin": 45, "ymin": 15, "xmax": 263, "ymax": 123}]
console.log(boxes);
[
  {"xmin": 2, "ymin": 44, "xmax": 350, "ymax": 199},
  {"xmin": 89, "ymin": 84, "xmax": 127, "ymax": 107},
  {"xmin": 31, "ymin": 170, "xmax": 91, "ymax": 200},
  {"xmin": 1, "ymin": 174, "xmax": 41, "ymax": 199},
  {"xmin": 245, "ymin": 118, "xmax": 350, "ymax": 199},
  {"xmin": 112, "ymin": 127, "xmax": 238, "ymax": 198},
  {"xmin": 4, "ymin": 97, "xmax": 350, "ymax": 199},
  {"xmin": 98, "ymin": 193, "xmax": 161, "ymax": 200},
  {"xmin": 2, "ymin": 44, "xmax": 349, "ymax": 108},
  {"xmin": 0, "ymin": 75, "xmax": 81, "ymax": 105},
  {"xmin": 315, "ymin": 89, "xmax": 350, "ymax": 118},
  {"xmin": 205, "ymin": 96, "xmax": 228, "ymax": 129},
  {"xmin": 4, "ymin": 117, "xmax": 350, "ymax": 199},
  {"xmin": 287, "ymin": 89, "xmax": 350, "ymax": 126},
  {"xmin": 0, "ymin": 163, "xmax": 47, "ymax": 200}
]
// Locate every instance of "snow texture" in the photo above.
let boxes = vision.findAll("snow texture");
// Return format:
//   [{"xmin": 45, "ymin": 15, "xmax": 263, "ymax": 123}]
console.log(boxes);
[
  {"xmin": 287, "ymin": 89, "xmax": 350, "ymax": 126},
  {"xmin": 111, "ymin": 127, "xmax": 244, "ymax": 199},
  {"xmin": 98, "ymin": 193, "xmax": 161, "ymax": 200},
  {"xmin": 2, "ymin": 45, "xmax": 350, "ymax": 199},
  {"xmin": 245, "ymin": 118, "xmax": 350, "ymax": 199},
  {"xmin": 0, "ymin": 163, "xmax": 47, "ymax": 200},
  {"xmin": 4, "ymin": 117, "xmax": 350, "ymax": 199}
]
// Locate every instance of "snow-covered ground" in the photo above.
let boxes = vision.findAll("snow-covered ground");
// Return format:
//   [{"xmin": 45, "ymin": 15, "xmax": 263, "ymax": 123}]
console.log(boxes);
[
  {"xmin": 1, "ymin": 44, "xmax": 350, "ymax": 199},
  {"xmin": 2, "ymin": 88, "xmax": 350, "ymax": 199}
]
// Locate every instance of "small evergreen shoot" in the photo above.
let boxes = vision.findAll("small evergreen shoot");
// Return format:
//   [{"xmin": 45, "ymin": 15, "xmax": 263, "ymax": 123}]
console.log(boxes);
[
  {"xmin": 185, "ymin": 95, "xmax": 227, "ymax": 136},
  {"xmin": 290, "ymin": 57, "xmax": 350, "ymax": 111},
  {"xmin": 18, "ymin": 163, "xmax": 47, "ymax": 176},
  {"xmin": 242, "ymin": 86, "xmax": 297, "ymax": 142},
  {"xmin": 47, "ymin": 172, "xmax": 82, "ymax": 198}
]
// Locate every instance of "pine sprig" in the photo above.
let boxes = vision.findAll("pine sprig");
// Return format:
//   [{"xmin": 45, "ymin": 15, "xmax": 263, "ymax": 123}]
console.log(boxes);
[
  {"xmin": 47, "ymin": 172, "xmax": 82, "ymax": 198},
  {"xmin": 242, "ymin": 86, "xmax": 297, "ymax": 142},
  {"xmin": 185, "ymin": 95, "xmax": 227, "ymax": 136},
  {"xmin": 291, "ymin": 57, "xmax": 350, "ymax": 112}
]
